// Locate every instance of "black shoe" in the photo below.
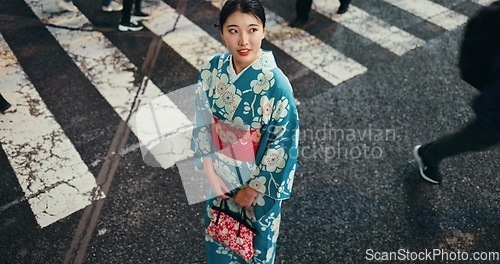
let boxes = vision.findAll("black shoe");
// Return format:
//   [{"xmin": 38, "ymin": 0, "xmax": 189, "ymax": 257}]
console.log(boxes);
[
  {"xmin": 413, "ymin": 145, "xmax": 442, "ymax": 184},
  {"xmin": 132, "ymin": 11, "xmax": 150, "ymax": 21},
  {"xmin": 337, "ymin": 3, "xmax": 350, "ymax": 14},
  {"xmin": 289, "ymin": 18, "xmax": 308, "ymax": 28},
  {"xmin": 118, "ymin": 21, "xmax": 143, "ymax": 31},
  {"xmin": 0, "ymin": 102, "xmax": 11, "ymax": 114}
]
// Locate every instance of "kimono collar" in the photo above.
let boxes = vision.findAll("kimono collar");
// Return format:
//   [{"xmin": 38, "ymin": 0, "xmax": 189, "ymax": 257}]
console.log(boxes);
[{"xmin": 225, "ymin": 50, "xmax": 277, "ymax": 83}]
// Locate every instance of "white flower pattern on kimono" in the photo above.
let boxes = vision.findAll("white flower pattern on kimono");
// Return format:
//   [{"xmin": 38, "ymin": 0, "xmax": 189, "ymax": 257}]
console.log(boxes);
[
  {"xmin": 243, "ymin": 102, "xmax": 252, "ymax": 115},
  {"xmin": 252, "ymin": 54, "xmax": 274, "ymax": 70},
  {"xmin": 257, "ymin": 96, "xmax": 274, "ymax": 124},
  {"xmin": 249, "ymin": 176, "xmax": 267, "ymax": 193},
  {"xmin": 213, "ymin": 160, "xmax": 236, "ymax": 184},
  {"xmin": 196, "ymin": 127, "xmax": 211, "ymax": 153},
  {"xmin": 216, "ymin": 246, "xmax": 230, "ymax": 255},
  {"xmin": 200, "ymin": 58, "xmax": 211, "ymax": 71},
  {"xmin": 251, "ymin": 71, "xmax": 274, "ymax": 94},
  {"xmin": 271, "ymin": 213, "xmax": 281, "ymax": 242},
  {"xmin": 272, "ymin": 97, "xmax": 289, "ymax": 121},
  {"xmin": 287, "ymin": 167, "xmax": 295, "ymax": 191},
  {"xmin": 215, "ymin": 123, "xmax": 238, "ymax": 145},
  {"xmin": 214, "ymin": 73, "xmax": 231, "ymax": 99},
  {"xmin": 251, "ymin": 117, "xmax": 262, "ymax": 130},
  {"xmin": 276, "ymin": 185, "xmax": 284, "ymax": 199},
  {"xmin": 232, "ymin": 116, "xmax": 250, "ymax": 130},
  {"xmin": 266, "ymin": 246, "xmax": 275, "ymax": 262},
  {"xmin": 262, "ymin": 148, "xmax": 287, "ymax": 172},
  {"xmin": 254, "ymin": 193, "xmax": 266, "ymax": 206},
  {"xmin": 205, "ymin": 234, "xmax": 215, "ymax": 243},
  {"xmin": 200, "ymin": 68, "xmax": 217, "ymax": 94},
  {"xmin": 216, "ymin": 83, "xmax": 241, "ymax": 118}
]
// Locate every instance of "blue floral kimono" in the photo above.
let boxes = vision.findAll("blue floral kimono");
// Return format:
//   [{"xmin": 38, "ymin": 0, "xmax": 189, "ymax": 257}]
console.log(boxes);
[{"xmin": 191, "ymin": 50, "xmax": 299, "ymax": 264}]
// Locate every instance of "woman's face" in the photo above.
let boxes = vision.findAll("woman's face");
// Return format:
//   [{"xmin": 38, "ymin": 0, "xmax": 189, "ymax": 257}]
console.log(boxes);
[{"xmin": 221, "ymin": 11, "xmax": 266, "ymax": 74}]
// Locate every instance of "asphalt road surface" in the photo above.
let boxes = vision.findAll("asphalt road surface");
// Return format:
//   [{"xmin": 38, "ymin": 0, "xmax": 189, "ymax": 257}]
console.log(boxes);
[{"xmin": 1, "ymin": 0, "xmax": 499, "ymax": 263}]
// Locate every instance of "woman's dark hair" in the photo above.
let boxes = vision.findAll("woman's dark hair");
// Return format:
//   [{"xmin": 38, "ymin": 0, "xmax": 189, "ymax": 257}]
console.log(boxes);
[{"xmin": 218, "ymin": 0, "xmax": 266, "ymax": 32}]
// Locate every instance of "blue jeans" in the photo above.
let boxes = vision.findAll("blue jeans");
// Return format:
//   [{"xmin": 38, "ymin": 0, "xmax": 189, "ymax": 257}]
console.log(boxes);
[{"xmin": 102, "ymin": 0, "xmax": 111, "ymax": 6}]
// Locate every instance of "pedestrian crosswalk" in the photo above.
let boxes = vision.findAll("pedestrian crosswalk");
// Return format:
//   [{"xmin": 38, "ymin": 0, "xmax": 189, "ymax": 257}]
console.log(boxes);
[
  {"xmin": 0, "ymin": 33, "xmax": 106, "ymax": 228},
  {"xmin": 381, "ymin": 0, "xmax": 468, "ymax": 31},
  {"xmin": 0, "ymin": 0, "xmax": 489, "ymax": 228},
  {"xmin": 312, "ymin": 0, "xmax": 425, "ymax": 56}
]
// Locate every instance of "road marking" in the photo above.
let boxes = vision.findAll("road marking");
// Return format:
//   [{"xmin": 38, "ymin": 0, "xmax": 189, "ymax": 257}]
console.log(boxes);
[
  {"xmin": 471, "ymin": 0, "xmax": 496, "ymax": 5},
  {"xmin": 24, "ymin": 0, "xmax": 194, "ymax": 170},
  {"xmin": 0, "ymin": 33, "xmax": 105, "ymax": 228},
  {"xmin": 64, "ymin": 120, "xmax": 131, "ymax": 264},
  {"xmin": 143, "ymin": 0, "xmax": 226, "ymax": 69},
  {"xmin": 381, "ymin": 0, "xmax": 469, "ymax": 30},
  {"xmin": 313, "ymin": 0, "xmax": 425, "ymax": 56},
  {"xmin": 209, "ymin": 1, "xmax": 367, "ymax": 85}
]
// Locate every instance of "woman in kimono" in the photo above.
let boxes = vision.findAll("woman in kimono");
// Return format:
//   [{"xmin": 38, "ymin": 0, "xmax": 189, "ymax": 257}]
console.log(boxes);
[{"xmin": 191, "ymin": 0, "xmax": 299, "ymax": 263}]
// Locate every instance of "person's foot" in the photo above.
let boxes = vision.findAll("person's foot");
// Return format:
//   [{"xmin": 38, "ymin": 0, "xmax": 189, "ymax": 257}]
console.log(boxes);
[
  {"xmin": 413, "ymin": 145, "xmax": 442, "ymax": 184},
  {"xmin": 118, "ymin": 21, "xmax": 143, "ymax": 32},
  {"xmin": 0, "ymin": 102, "xmax": 13, "ymax": 114},
  {"xmin": 58, "ymin": 0, "xmax": 78, "ymax": 12},
  {"xmin": 289, "ymin": 18, "xmax": 308, "ymax": 28},
  {"xmin": 102, "ymin": 0, "xmax": 123, "ymax": 12},
  {"xmin": 337, "ymin": 3, "xmax": 350, "ymax": 14},
  {"xmin": 132, "ymin": 11, "xmax": 150, "ymax": 21}
]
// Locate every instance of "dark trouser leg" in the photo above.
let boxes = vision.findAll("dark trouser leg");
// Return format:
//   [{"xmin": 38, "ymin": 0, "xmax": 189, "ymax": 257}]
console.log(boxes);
[
  {"xmin": 337, "ymin": 0, "xmax": 351, "ymax": 14},
  {"xmin": 422, "ymin": 120, "xmax": 500, "ymax": 167},
  {"xmin": 134, "ymin": 0, "xmax": 141, "ymax": 14},
  {"xmin": 296, "ymin": 0, "xmax": 313, "ymax": 20},
  {"xmin": 121, "ymin": 0, "xmax": 133, "ymax": 23}
]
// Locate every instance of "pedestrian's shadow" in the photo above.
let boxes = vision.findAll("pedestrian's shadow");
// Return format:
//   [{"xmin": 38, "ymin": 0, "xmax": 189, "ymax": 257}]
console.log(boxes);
[
  {"xmin": 401, "ymin": 163, "xmax": 443, "ymax": 248},
  {"xmin": 400, "ymin": 163, "xmax": 500, "ymax": 253}
]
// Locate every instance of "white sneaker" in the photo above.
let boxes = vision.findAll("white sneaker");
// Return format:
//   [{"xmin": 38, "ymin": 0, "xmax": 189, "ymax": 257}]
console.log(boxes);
[
  {"xmin": 118, "ymin": 22, "xmax": 143, "ymax": 32},
  {"xmin": 131, "ymin": 11, "xmax": 150, "ymax": 22},
  {"xmin": 58, "ymin": 0, "xmax": 78, "ymax": 12},
  {"xmin": 102, "ymin": 1, "xmax": 123, "ymax": 12}
]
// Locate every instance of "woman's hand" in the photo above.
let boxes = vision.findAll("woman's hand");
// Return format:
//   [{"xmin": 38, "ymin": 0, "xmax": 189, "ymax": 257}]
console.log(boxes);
[
  {"xmin": 206, "ymin": 171, "xmax": 231, "ymax": 199},
  {"xmin": 203, "ymin": 158, "xmax": 230, "ymax": 199},
  {"xmin": 234, "ymin": 187, "xmax": 259, "ymax": 208}
]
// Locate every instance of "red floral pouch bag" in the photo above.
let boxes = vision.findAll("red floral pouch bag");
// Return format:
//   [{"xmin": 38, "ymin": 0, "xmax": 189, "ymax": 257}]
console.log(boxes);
[{"xmin": 206, "ymin": 199, "xmax": 256, "ymax": 261}]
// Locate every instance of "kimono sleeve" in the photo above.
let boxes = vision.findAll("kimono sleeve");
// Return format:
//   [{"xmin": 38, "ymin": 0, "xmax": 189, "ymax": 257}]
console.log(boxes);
[
  {"xmin": 248, "ymin": 72, "xmax": 300, "ymax": 200},
  {"xmin": 190, "ymin": 56, "xmax": 218, "ymax": 170}
]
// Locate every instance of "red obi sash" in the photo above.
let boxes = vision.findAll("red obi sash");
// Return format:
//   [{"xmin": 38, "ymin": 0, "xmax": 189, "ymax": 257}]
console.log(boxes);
[{"xmin": 211, "ymin": 117, "xmax": 260, "ymax": 162}]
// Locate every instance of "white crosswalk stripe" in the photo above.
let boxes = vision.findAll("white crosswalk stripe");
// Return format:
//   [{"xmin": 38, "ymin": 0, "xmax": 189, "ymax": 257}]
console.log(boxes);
[
  {"xmin": 472, "ymin": 0, "xmax": 497, "ymax": 6},
  {"xmin": 143, "ymin": 0, "xmax": 226, "ymax": 69},
  {"xmin": 381, "ymin": 0, "xmax": 469, "ymax": 30},
  {"xmin": 313, "ymin": 0, "xmax": 425, "ymax": 56},
  {"xmin": 0, "ymin": 33, "xmax": 105, "ymax": 228},
  {"xmin": 24, "ymin": 0, "xmax": 195, "ymax": 170},
  {"xmin": 0, "ymin": 0, "xmax": 486, "ymax": 228}
]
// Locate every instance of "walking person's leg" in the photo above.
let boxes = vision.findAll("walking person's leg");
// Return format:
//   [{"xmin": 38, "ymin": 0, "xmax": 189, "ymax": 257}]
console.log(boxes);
[
  {"xmin": 131, "ymin": 0, "xmax": 149, "ymax": 21},
  {"xmin": 414, "ymin": 120, "xmax": 500, "ymax": 184},
  {"xmin": 337, "ymin": 0, "xmax": 351, "ymax": 14},
  {"xmin": 289, "ymin": 0, "xmax": 312, "ymax": 27},
  {"xmin": 118, "ymin": 0, "xmax": 143, "ymax": 31}
]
